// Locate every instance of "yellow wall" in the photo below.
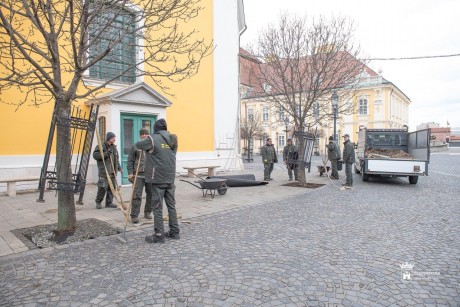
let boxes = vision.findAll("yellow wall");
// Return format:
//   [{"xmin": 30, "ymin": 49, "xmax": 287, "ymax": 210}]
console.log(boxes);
[
  {"xmin": 0, "ymin": 0, "xmax": 214, "ymax": 155},
  {"xmin": 0, "ymin": 92, "xmax": 54, "ymax": 155},
  {"xmin": 165, "ymin": 0, "xmax": 214, "ymax": 152}
]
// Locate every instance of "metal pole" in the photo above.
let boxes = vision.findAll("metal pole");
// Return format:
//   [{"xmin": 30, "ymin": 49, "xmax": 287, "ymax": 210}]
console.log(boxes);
[
  {"xmin": 285, "ymin": 124, "xmax": 288, "ymax": 140},
  {"xmin": 333, "ymin": 106, "xmax": 337, "ymax": 141},
  {"xmin": 276, "ymin": 132, "xmax": 279, "ymax": 153}
]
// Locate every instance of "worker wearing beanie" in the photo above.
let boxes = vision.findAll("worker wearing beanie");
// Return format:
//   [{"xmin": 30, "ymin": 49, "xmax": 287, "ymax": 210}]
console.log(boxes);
[{"xmin": 93, "ymin": 132, "xmax": 122, "ymax": 209}]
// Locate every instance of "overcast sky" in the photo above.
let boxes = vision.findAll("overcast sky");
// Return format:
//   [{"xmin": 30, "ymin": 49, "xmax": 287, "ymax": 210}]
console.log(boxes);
[{"xmin": 240, "ymin": 0, "xmax": 460, "ymax": 130}]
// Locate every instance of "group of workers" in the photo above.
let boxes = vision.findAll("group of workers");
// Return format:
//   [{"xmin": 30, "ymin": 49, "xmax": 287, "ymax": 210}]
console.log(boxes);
[
  {"xmin": 261, "ymin": 134, "xmax": 355, "ymax": 187},
  {"xmin": 92, "ymin": 123, "xmax": 356, "ymax": 245},
  {"xmin": 92, "ymin": 118, "xmax": 179, "ymax": 244}
]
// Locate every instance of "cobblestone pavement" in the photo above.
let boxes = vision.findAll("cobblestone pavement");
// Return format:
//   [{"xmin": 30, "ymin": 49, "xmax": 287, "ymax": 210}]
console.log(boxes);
[{"xmin": 0, "ymin": 150, "xmax": 459, "ymax": 306}]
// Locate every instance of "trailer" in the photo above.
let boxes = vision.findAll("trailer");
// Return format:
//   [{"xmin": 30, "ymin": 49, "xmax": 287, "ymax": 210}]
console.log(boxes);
[{"xmin": 354, "ymin": 127, "xmax": 431, "ymax": 184}]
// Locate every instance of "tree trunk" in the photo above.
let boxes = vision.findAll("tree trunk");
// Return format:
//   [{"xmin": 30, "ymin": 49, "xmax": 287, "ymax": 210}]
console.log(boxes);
[
  {"xmin": 297, "ymin": 136, "xmax": 307, "ymax": 184},
  {"xmin": 56, "ymin": 100, "xmax": 76, "ymax": 233}
]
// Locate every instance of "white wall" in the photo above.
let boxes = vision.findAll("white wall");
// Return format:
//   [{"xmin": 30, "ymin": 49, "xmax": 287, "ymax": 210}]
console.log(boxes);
[{"xmin": 213, "ymin": 1, "xmax": 244, "ymax": 171}]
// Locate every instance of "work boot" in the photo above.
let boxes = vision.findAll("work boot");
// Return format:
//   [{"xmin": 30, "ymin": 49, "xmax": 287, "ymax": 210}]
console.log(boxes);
[
  {"xmin": 144, "ymin": 212, "xmax": 152, "ymax": 220},
  {"xmin": 289, "ymin": 178, "xmax": 293, "ymax": 181},
  {"xmin": 96, "ymin": 203, "xmax": 102, "ymax": 209},
  {"xmin": 105, "ymin": 203, "xmax": 117, "ymax": 208},
  {"xmin": 131, "ymin": 216, "xmax": 139, "ymax": 224},
  {"xmin": 164, "ymin": 231, "xmax": 180, "ymax": 240},
  {"xmin": 145, "ymin": 234, "xmax": 165, "ymax": 244}
]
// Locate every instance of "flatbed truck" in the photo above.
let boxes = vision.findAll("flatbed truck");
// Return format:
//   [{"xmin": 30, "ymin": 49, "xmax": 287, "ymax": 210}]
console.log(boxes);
[{"xmin": 354, "ymin": 127, "xmax": 431, "ymax": 184}]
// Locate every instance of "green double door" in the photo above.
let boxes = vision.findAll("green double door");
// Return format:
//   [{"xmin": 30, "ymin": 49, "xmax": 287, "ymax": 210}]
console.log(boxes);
[{"xmin": 120, "ymin": 114, "xmax": 156, "ymax": 184}]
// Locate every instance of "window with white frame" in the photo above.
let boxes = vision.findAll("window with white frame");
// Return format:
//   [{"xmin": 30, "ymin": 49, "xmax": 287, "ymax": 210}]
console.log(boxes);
[
  {"xmin": 278, "ymin": 105, "xmax": 284, "ymax": 121},
  {"xmin": 263, "ymin": 107, "xmax": 269, "ymax": 121},
  {"xmin": 359, "ymin": 98, "xmax": 368, "ymax": 115},
  {"xmin": 248, "ymin": 108, "xmax": 254, "ymax": 122},
  {"xmin": 278, "ymin": 135, "xmax": 285, "ymax": 148},
  {"xmin": 88, "ymin": 5, "xmax": 138, "ymax": 84}
]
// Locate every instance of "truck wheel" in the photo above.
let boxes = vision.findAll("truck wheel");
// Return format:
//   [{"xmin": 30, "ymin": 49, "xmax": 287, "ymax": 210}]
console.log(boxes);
[
  {"xmin": 409, "ymin": 176, "xmax": 418, "ymax": 184},
  {"xmin": 354, "ymin": 163, "xmax": 361, "ymax": 174},
  {"xmin": 362, "ymin": 172, "xmax": 370, "ymax": 182}
]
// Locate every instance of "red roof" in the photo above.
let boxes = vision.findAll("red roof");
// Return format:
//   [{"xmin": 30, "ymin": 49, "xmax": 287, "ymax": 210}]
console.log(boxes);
[{"xmin": 239, "ymin": 48, "xmax": 378, "ymax": 98}]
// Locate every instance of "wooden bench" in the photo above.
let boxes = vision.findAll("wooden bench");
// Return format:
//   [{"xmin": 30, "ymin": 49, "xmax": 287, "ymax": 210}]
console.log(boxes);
[
  {"xmin": 183, "ymin": 165, "xmax": 220, "ymax": 178},
  {"xmin": 0, "ymin": 176, "xmax": 40, "ymax": 197}
]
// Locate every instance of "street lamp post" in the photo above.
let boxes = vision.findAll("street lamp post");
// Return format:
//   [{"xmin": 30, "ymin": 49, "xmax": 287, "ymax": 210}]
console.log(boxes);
[
  {"xmin": 283, "ymin": 116, "xmax": 290, "ymax": 141},
  {"xmin": 331, "ymin": 91, "xmax": 339, "ymax": 141}
]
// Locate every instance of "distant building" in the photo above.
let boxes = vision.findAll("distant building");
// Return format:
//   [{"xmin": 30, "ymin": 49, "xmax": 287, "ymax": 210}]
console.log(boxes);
[
  {"xmin": 430, "ymin": 128, "xmax": 451, "ymax": 143},
  {"xmin": 416, "ymin": 122, "xmax": 440, "ymax": 130},
  {"xmin": 450, "ymin": 127, "xmax": 460, "ymax": 136},
  {"xmin": 239, "ymin": 48, "xmax": 410, "ymax": 153}
]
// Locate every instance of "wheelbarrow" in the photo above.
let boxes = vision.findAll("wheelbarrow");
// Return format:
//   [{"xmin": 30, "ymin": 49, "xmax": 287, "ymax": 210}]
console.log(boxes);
[
  {"xmin": 180, "ymin": 178, "xmax": 228, "ymax": 198},
  {"xmin": 317, "ymin": 165, "xmax": 331, "ymax": 177}
]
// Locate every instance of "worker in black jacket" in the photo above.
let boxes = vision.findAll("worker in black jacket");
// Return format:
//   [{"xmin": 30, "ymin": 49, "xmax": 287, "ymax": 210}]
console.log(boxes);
[
  {"xmin": 136, "ymin": 119, "xmax": 179, "ymax": 243},
  {"xmin": 342, "ymin": 134, "xmax": 356, "ymax": 187},
  {"xmin": 127, "ymin": 128, "xmax": 153, "ymax": 223},
  {"xmin": 93, "ymin": 132, "xmax": 122, "ymax": 209}
]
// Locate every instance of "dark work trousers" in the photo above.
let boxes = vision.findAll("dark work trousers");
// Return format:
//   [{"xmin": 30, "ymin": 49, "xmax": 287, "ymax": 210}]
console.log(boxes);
[
  {"xmin": 264, "ymin": 163, "xmax": 274, "ymax": 180},
  {"xmin": 287, "ymin": 164, "xmax": 298, "ymax": 180},
  {"xmin": 330, "ymin": 159, "xmax": 339, "ymax": 179},
  {"xmin": 130, "ymin": 176, "xmax": 153, "ymax": 218},
  {"xmin": 151, "ymin": 183, "xmax": 180, "ymax": 235},
  {"xmin": 95, "ymin": 176, "xmax": 116, "ymax": 205},
  {"xmin": 345, "ymin": 162, "xmax": 353, "ymax": 186}
]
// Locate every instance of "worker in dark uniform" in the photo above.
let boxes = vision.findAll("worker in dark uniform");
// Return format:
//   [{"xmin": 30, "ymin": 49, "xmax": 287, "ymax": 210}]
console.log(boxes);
[
  {"xmin": 261, "ymin": 138, "xmax": 278, "ymax": 181},
  {"xmin": 136, "ymin": 119, "xmax": 179, "ymax": 243},
  {"xmin": 127, "ymin": 128, "xmax": 153, "ymax": 223},
  {"xmin": 93, "ymin": 132, "xmax": 122, "ymax": 209},
  {"xmin": 326, "ymin": 136, "xmax": 341, "ymax": 180},
  {"xmin": 342, "ymin": 134, "xmax": 355, "ymax": 187},
  {"xmin": 283, "ymin": 138, "xmax": 299, "ymax": 181}
]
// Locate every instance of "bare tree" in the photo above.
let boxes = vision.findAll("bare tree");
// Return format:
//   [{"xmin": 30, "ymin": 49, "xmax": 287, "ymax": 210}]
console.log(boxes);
[
  {"xmin": 248, "ymin": 13, "xmax": 367, "ymax": 184},
  {"xmin": 0, "ymin": 0, "xmax": 212, "ymax": 233},
  {"xmin": 240, "ymin": 110, "xmax": 265, "ymax": 161}
]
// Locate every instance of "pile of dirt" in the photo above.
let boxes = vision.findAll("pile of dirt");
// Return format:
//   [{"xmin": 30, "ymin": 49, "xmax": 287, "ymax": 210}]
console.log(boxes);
[{"xmin": 365, "ymin": 148, "xmax": 414, "ymax": 159}]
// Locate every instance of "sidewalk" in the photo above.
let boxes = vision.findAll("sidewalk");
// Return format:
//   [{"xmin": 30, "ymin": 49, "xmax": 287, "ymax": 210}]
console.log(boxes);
[{"xmin": 0, "ymin": 155, "xmax": 331, "ymax": 256}]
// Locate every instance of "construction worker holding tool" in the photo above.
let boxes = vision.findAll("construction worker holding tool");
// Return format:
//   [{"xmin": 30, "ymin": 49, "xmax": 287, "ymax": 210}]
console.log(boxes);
[
  {"xmin": 127, "ymin": 128, "xmax": 153, "ymax": 223},
  {"xmin": 136, "ymin": 119, "xmax": 179, "ymax": 244},
  {"xmin": 93, "ymin": 132, "xmax": 123, "ymax": 209}
]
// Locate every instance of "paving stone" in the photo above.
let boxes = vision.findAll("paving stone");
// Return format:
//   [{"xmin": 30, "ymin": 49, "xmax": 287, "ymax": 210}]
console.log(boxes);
[{"xmin": 0, "ymin": 154, "xmax": 459, "ymax": 305}]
